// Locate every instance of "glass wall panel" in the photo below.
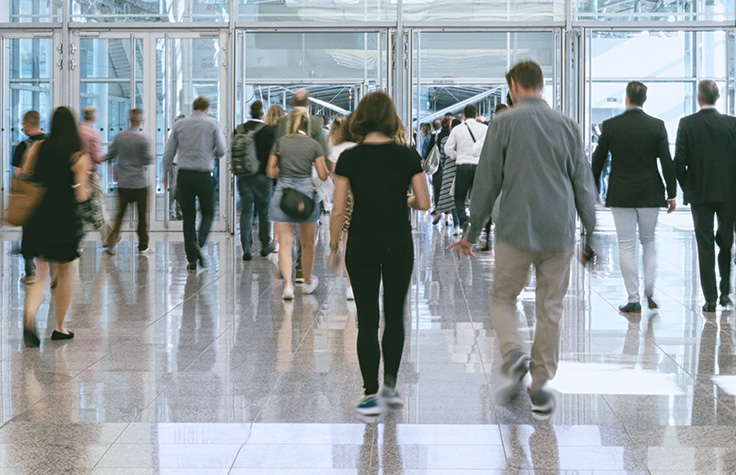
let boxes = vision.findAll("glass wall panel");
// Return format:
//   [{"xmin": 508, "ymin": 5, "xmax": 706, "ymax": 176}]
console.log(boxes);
[
  {"xmin": 5, "ymin": 38, "xmax": 54, "ymax": 191},
  {"xmin": 576, "ymin": 0, "xmax": 735, "ymax": 22},
  {"xmin": 238, "ymin": 0, "xmax": 395, "ymax": 23},
  {"xmin": 70, "ymin": 0, "xmax": 229, "ymax": 23},
  {"xmin": 414, "ymin": 31, "xmax": 560, "ymax": 129},
  {"xmin": 4, "ymin": 0, "xmax": 63, "ymax": 23},
  {"xmin": 588, "ymin": 31, "xmax": 728, "ymax": 206},
  {"xmin": 245, "ymin": 32, "xmax": 379, "ymax": 82},
  {"xmin": 404, "ymin": 0, "xmax": 564, "ymax": 23}
]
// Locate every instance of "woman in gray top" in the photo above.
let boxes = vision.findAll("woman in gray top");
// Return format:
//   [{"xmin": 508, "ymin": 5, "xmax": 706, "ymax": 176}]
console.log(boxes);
[{"xmin": 267, "ymin": 108, "xmax": 329, "ymax": 300}]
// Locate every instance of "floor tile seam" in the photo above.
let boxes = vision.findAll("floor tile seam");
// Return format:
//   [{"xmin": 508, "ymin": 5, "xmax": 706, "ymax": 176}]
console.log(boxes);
[
  {"xmin": 599, "ymin": 395, "xmax": 657, "ymax": 475},
  {"xmin": 447, "ymin": 248, "xmax": 507, "ymax": 459}
]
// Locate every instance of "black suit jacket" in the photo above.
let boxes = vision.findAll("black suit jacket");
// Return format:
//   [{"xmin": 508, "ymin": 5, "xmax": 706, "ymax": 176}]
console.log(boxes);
[
  {"xmin": 674, "ymin": 108, "xmax": 736, "ymax": 205},
  {"xmin": 592, "ymin": 108, "xmax": 676, "ymax": 208}
]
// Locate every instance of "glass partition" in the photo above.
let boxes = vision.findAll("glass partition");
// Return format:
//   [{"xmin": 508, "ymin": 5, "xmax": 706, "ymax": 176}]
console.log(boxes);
[
  {"xmin": 576, "ymin": 0, "xmax": 735, "ymax": 22},
  {"xmin": 70, "ymin": 0, "xmax": 229, "ymax": 23},
  {"xmin": 238, "ymin": 0, "xmax": 395, "ymax": 23},
  {"xmin": 404, "ymin": 0, "xmax": 565, "ymax": 23},
  {"xmin": 3, "ymin": 0, "xmax": 63, "ymax": 23}
]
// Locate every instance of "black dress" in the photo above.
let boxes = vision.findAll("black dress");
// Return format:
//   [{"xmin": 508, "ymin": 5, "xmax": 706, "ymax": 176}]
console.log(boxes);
[{"xmin": 24, "ymin": 141, "xmax": 83, "ymax": 263}]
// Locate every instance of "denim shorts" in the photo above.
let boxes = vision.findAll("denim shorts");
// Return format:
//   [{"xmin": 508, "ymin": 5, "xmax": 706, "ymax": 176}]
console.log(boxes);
[{"xmin": 269, "ymin": 176, "xmax": 321, "ymax": 223}]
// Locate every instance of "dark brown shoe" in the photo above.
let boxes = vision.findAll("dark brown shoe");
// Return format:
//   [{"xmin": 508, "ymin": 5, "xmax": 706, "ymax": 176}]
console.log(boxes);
[{"xmin": 647, "ymin": 297, "xmax": 658, "ymax": 309}]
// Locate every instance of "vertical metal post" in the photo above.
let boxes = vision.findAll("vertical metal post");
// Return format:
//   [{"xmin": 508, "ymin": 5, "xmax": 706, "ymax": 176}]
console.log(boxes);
[
  {"xmin": 726, "ymin": 30, "xmax": 732, "ymax": 115},
  {"xmin": 163, "ymin": 34, "xmax": 170, "ymax": 229}
]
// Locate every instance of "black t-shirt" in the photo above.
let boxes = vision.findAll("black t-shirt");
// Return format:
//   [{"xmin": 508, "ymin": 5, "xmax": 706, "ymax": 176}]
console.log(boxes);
[
  {"xmin": 233, "ymin": 121, "xmax": 275, "ymax": 175},
  {"xmin": 335, "ymin": 142, "xmax": 423, "ymax": 237},
  {"xmin": 12, "ymin": 133, "xmax": 46, "ymax": 169}
]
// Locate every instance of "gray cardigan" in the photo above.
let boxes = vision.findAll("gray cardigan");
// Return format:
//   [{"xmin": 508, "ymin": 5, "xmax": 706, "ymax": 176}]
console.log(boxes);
[{"xmin": 466, "ymin": 98, "xmax": 597, "ymax": 252}]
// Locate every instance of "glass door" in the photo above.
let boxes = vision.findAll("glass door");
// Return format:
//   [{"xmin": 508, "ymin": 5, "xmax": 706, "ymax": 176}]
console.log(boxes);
[
  {"xmin": 0, "ymin": 31, "xmax": 61, "ymax": 223},
  {"xmin": 155, "ymin": 32, "xmax": 229, "ymax": 232},
  {"xmin": 68, "ymin": 30, "xmax": 229, "ymax": 233}
]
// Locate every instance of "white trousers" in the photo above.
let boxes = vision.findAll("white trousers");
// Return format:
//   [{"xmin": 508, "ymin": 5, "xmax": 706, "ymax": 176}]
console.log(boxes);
[{"xmin": 611, "ymin": 207, "xmax": 659, "ymax": 303}]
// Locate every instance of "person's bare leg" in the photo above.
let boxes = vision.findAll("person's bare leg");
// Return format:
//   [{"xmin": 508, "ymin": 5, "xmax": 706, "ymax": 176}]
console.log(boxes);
[
  {"xmin": 53, "ymin": 262, "xmax": 73, "ymax": 333},
  {"xmin": 24, "ymin": 259, "xmax": 48, "ymax": 329},
  {"xmin": 299, "ymin": 222, "xmax": 318, "ymax": 284},
  {"xmin": 275, "ymin": 222, "xmax": 294, "ymax": 285}
]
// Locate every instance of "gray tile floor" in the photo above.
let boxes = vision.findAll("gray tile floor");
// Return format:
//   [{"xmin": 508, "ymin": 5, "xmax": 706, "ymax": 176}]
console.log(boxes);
[{"xmin": 0, "ymin": 210, "xmax": 734, "ymax": 474}]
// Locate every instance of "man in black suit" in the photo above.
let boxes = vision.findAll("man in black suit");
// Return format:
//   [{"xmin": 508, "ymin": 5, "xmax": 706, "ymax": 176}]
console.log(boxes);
[
  {"xmin": 593, "ymin": 81, "xmax": 677, "ymax": 314},
  {"xmin": 675, "ymin": 80, "xmax": 736, "ymax": 313}
]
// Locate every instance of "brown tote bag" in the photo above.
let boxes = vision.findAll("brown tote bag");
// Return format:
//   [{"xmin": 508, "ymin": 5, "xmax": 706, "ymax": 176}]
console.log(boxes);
[{"xmin": 5, "ymin": 141, "xmax": 47, "ymax": 226}]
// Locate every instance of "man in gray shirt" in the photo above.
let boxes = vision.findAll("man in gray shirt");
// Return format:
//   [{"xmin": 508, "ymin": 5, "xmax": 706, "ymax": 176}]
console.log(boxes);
[
  {"xmin": 450, "ymin": 61, "xmax": 597, "ymax": 419},
  {"xmin": 163, "ymin": 96, "xmax": 227, "ymax": 270},
  {"xmin": 105, "ymin": 109, "xmax": 153, "ymax": 255}
]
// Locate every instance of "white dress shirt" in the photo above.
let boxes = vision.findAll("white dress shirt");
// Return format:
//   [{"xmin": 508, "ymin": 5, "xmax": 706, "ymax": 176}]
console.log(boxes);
[{"xmin": 444, "ymin": 118, "xmax": 488, "ymax": 166}]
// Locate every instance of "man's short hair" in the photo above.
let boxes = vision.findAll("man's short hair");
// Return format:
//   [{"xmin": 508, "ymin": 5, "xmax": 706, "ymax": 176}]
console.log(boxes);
[
  {"xmin": 432, "ymin": 119, "xmax": 441, "ymax": 131},
  {"xmin": 193, "ymin": 96, "xmax": 210, "ymax": 111},
  {"xmin": 505, "ymin": 61, "xmax": 544, "ymax": 91},
  {"xmin": 23, "ymin": 110, "xmax": 40, "ymax": 128},
  {"xmin": 463, "ymin": 104, "xmax": 477, "ymax": 119},
  {"xmin": 129, "ymin": 109, "xmax": 142, "ymax": 125},
  {"xmin": 626, "ymin": 81, "xmax": 647, "ymax": 107},
  {"xmin": 698, "ymin": 80, "xmax": 720, "ymax": 105},
  {"xmin": 83, "ymin": 106, "xmax": 96, "ymax": 122},
  {"xmin": 250, "ymin": 100, "xmax": 264, "ymax": 119}
]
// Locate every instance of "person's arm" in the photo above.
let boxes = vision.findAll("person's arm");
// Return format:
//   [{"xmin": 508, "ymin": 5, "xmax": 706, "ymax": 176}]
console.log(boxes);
[
  {"xmin": 591, "ymin": 123, "xmax": 610, "ymax": 186},
  {"xmin": 214, "ymin": 124, "xmax": 227, "ymax": 158},
  {"xmin": 266, "ymin": 154, "xmax": 279, "ymax": 179},
  {"xmin": 407, "ymin": 173, "xmax": 431, "ymax": 210},
  {"xmin": 72, "ymin": 153, "xmax": 92, "ymax": 203},
  {"xmin": 570, "ymin": 127, "xmax": 598, "ymax": 237},
  {"xmin": 90, "ymin": 129, "xmax": 106, "ymax": 164},
  {"xmin": 314, "ymin": 156, "xmax": 329, "ymax": 181},
  {"xmin": 444, "ymin": 129, "xmax": 458, "ymax": 160},
  {"xmin": 657, "ymin": 122, "xmax": 677, "ymax": 207},
  {"xmin": 106, "ymin": 136, "xmax": 118, "ymax": 162},
  {"xmin": 162, "ymin": 127, "xmax": 177, "ymax": 177},
  {"xmin": 465, "ymin": 122, "xmax": 504, "ymax": 244},
  {"xmin": 329, "ymin": 174, "xmax": 350, "ymax": 249},
  {"xmin": 674, "ymin": 118, "xmax": 688, "ymax": 192}
]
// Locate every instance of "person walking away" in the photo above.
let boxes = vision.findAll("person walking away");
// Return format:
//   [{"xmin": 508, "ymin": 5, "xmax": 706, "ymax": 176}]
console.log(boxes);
[
  {"xmin": 444, "ymin": 104, "xmax": 487, "ymax": 233},
  {"xmin": 163, "ymin": 96, "xmax": 227, "ymax": 271},
  {"xmin": 328, "ymin": 114, "xmax": 358, "ymax": 300},
  {"xmin": 449, "ymin": 61, "xmax": 597, "ymax": 419},
  {"xmin": 78, "ymin": 106, "xmax": 113, "ymax": 246},
  {"xmin": 433, "ymin": 116, "xmax": 459, "ymax": 228},
  {"xmin": 267, "ymin": 108, "xmax": 329, "ymax": 300},
  {"xmin": 23, "ymin": 107, "xmax": 91, "ymax": 346},
  {"xmin": 12, "ymin": 110, "xmax": 46, "ymax": 284},
  {"xmin": 419, "ymin": 123, "xmax": 432, "ymax": 157},
  {"xmin": 104, "ymin": 109, "xmax": 153, "ymax": 255},
  {"xmin": 329, "ymin": 91, "xmax": 430, "ymax": 416},
  {"xmin": 674, "ymin": 80, "xmax": 736, "ymax": 313},
  {"xmin": 233, "ymin": 100, "xmax": 276, "ymax": 261},
  {"xmin": 592, "ymin": 81, "xmax": 677, "ymax": 313}
]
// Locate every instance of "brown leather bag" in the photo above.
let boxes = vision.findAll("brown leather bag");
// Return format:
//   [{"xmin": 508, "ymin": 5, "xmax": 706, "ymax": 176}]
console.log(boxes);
[{"xmin": 5, "ymin": 141, "xmax": 47, "ymax": 226}]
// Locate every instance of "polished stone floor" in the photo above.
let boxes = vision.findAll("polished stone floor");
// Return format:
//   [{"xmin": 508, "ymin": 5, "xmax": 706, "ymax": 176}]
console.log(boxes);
[{"xmin": 0, "ymin": 210, "xmax": 733, "ymax": 474}]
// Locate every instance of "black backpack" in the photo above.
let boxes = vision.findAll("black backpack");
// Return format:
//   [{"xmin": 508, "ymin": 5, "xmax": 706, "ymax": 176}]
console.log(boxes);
[{"xmin": 231, "ymin": 122, "xmax": 265, "ymax": 177}]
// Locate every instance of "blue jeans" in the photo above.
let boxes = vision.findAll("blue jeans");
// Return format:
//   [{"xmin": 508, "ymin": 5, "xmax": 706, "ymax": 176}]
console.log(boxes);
[{"xmin": 237, "ymin": 174, "xmax": 273, "ymax": 253}]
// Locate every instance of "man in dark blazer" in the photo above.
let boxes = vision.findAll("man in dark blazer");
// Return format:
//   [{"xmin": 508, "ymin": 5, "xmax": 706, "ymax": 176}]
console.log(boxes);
[
  {"xmin": 593, "ymin": 81, "xmax": 677, "ymax": 314},
  {"xmin": 675, "ymin": 80, "xmax": 736, "ymax": 313}
]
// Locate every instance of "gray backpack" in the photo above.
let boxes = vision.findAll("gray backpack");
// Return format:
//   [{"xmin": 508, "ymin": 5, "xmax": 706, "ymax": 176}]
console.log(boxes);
[{"xmin": 231, "ymin": 122, "xmax": 265, "ymax": 177}]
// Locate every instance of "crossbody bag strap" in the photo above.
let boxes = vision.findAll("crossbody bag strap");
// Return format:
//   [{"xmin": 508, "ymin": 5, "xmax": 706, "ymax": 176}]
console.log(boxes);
[{"xmin": 465, "ymin": 123, "xmax": 477, "ymax": 143}]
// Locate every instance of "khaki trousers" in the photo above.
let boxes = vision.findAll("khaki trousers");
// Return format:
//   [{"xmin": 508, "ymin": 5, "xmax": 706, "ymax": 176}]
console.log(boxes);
[
  {"xmin": 89, "ymin": 171, "xmax": 112, "ymax": 246},
  {"xmin": 491, "ymin": 239, "xmax": 573, "ymax": 392}
]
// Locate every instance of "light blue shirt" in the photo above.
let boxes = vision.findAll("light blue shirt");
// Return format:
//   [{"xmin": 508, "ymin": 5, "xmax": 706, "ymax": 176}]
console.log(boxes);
[{"xmin": 163, "ymin": 111, "xmax": 227, "ymax": 175}]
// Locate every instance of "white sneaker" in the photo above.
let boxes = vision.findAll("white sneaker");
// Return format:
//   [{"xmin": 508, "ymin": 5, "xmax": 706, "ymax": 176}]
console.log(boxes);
[
  {"xmin": 138, "ymin": 247, "xmax": 152, "ymax": 254},
  {"xmin": 282, "ymin": 285, "xmax": 295, "ymax": 300},
  {"xmin": 346, "ymin": 286, "xmax": 355, "ymax": 300},
  {"xmin": 453, "ymin": 226, "xmax": 462, "ymax": 236},
  {"xmin": 302, "ymin": 276, "xmax": 319, "ymax": 295}
]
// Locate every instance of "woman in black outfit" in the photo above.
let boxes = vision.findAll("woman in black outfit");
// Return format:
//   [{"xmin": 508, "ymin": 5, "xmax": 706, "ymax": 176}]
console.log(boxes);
[
  {"xmin": 329, "ymin": 92, "xmax": 431, "ymax": 416},
  {"xmin": 23, "ymin": 107, "xmax": 90, "ymax": 346}
]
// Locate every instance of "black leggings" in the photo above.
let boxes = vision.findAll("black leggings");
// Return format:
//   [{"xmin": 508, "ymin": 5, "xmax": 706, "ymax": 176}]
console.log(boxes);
[{"xmin": 346, "ymin": 234, "xmax": 414, "ymax": 395}]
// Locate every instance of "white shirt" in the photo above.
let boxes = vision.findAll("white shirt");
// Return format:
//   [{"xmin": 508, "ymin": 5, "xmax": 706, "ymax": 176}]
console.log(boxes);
[{"xmin": 444, "ymin": 118, "xmax": 488, "ymax": 166}]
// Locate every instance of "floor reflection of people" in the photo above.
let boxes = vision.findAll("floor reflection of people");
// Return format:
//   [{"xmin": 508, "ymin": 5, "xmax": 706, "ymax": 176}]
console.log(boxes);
[{"xmin": 358, "ymin": 422, "xmax": 379, "ymax": 475}]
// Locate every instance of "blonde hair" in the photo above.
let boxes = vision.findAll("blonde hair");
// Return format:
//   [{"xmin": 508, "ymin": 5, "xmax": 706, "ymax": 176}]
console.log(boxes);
[
  {"xmin": 286, "ymin": 108, "xmax": 310, "ymax": 137},
  {"xmin": 328, "ymin": 114, "xmax": 355, "ymax": 146},
  {"xmin": 265, "ymin": 104, "xmax": 285, "ymax": 127},
  {"xmin": 392, "ymin": 120, "xmax": 409, "ymax": 147}
]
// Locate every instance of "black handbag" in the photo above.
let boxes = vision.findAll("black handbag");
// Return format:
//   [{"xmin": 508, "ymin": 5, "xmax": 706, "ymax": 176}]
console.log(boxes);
[{"xmin": 279, "ymin": 187, "xmax": 316, "ymax": 221}]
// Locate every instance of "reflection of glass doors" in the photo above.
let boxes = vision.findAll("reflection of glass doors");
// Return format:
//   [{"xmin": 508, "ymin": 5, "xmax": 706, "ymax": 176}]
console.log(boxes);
[
  {"xmin": 69, "ymin": 30, "xmax": 229, "ymax": 232},
  {"xmin": 0, "ymin": 32, "xmax": 61, "ymax": 223}
]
